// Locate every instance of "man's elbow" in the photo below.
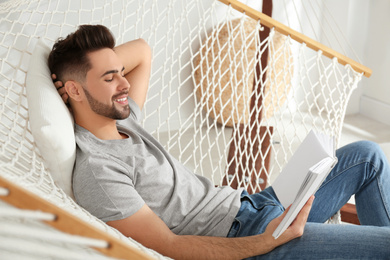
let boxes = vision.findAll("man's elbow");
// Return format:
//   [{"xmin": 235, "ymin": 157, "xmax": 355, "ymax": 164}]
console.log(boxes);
[{"xmin": 137, "ymin": 38, "xmax": 152, "ymax": 63}]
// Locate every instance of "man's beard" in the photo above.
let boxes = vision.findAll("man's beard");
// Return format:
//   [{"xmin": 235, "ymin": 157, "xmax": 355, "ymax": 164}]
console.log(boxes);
[{"xmin": 83, "ymin": 87, "xmax": 130, "ymax": 120}]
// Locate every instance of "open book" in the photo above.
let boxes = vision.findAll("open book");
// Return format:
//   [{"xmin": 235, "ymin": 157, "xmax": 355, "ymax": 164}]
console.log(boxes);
[{"xmin": 272, "ymin": 130, "xmax": 338, "ymax": 239}]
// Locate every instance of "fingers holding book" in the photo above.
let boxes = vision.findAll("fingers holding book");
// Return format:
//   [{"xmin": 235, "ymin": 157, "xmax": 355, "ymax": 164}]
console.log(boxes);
[{"xmin": 264, "ymin": 195, "xmax": 315, "ymax": 249}]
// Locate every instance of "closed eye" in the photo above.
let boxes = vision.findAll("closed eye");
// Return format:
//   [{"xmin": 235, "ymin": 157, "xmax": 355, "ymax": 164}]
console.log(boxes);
[{"xmin": 101, "ymin": 67, "xmax": 125, "ymax": 81}]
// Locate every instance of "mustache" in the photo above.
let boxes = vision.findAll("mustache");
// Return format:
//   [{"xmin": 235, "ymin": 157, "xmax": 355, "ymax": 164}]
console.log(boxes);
[{"xmin": 112, "ymin": 92, "xmax": 129, "ymax": 100}]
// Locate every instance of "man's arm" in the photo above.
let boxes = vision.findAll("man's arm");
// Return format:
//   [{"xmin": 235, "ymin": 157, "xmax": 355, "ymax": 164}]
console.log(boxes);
[
  {"xmin": 53, "ymin": 39, "xmax": 152, "ymax": 109},
  {"xmin": 114, "ymin": 39, "xmax": 152, "ymax": 110},
  {"xmin": 107, "ymin": 196, "xmax": 314, "ymax": 260}
]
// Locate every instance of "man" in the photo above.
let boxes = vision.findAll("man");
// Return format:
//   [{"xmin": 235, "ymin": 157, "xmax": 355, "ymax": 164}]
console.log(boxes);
[{"xmin": 49, "ymin": 24, "xmax": 390, "ymax": 259}]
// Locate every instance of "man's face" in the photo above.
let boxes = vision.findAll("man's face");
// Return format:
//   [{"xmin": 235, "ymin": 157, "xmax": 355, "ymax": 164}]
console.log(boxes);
[{"xmin": 82, "ymin": 48, "xmax": 130, "ymax": 120}]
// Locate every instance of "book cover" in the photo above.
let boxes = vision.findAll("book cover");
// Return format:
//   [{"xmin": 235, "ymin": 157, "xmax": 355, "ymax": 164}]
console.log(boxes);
[{"xmin": 272, "ymin": 130, "xmax": 337, "ymax": 239}]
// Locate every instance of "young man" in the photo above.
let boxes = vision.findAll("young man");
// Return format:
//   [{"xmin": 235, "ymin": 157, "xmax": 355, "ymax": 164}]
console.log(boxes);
[{"xmin": 49, "ymin": 24, "xmax": 390, "ymax": 259}]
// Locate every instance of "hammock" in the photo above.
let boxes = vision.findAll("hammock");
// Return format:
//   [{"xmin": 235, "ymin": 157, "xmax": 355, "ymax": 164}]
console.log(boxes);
[{"xmin": 0, "ymin": 0, "xmax": 371, "ymax": 258}]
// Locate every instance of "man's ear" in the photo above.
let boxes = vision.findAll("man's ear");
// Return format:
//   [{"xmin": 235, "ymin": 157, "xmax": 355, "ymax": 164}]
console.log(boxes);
[{"xmin": 64, "ymin": 81, "xmax": 83, "ymax": 102}]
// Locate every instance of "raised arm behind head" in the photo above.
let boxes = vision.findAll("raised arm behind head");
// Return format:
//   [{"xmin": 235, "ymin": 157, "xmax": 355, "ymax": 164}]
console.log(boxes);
[{"xmin": 48, "ymin": 24, "xmax": 116, "ymax": 107}]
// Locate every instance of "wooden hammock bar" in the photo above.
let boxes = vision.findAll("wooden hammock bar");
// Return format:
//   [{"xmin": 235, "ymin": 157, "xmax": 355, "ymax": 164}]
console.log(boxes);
[
  {"xmin": 0, "ymin": 174, "xmax": 153, "ymax": 260},
  {"xmin": 218, "ymin": 0, "xmax": 372, "ymax": 78}
]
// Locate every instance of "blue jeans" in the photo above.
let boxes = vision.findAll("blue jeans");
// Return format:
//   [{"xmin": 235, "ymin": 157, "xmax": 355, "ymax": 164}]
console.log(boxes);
[{"xmin": 227, "ymin": 141, "xmax": 390, "ymax": 259}]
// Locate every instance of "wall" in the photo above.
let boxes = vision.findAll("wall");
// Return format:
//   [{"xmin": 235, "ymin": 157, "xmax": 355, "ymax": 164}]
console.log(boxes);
[
  {"xmin": 324, "ymin": 0, "xmax": 390, "ymax": 124},
  {"xmin": 359, "ymin": 1, "xmax": 390, "ymax": 125}
]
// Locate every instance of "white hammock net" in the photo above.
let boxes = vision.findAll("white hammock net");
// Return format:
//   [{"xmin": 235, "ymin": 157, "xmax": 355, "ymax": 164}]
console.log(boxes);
[
  {"xmin": 0, "ymin": 198, "xmax": 118, "ymax": 260},
  {"xmin": 0, "ymin": 0, "xmax": 364, "ymax": 259}
]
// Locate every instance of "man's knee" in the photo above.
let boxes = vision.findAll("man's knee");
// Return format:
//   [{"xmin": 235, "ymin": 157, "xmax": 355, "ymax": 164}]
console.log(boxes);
[
  {"xmin": 348, "ymin": 141, "xmax": 389, "ymax": 180},
  {"xmin": 336, "ymin": 140, "xmax": 389, "ymax": 179},
  {"xmin": 345, "ymin": 140, "xmax": 384, "ymax": 160},
  {"xmin": 360, "ymin": 140, "xmax": 387, "ymax": 162}
]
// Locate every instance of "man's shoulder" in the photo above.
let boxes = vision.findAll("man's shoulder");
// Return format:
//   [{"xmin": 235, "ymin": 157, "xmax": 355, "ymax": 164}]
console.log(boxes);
[
  {"xmin": 75, "ymin": 145, "xmax": 132, "ymax": 174},
  {"xmin": 74, "ymin": 124, "xmax": 95, "ymax": 146},
  {"xmin": 128, "ymin": 97, "xmax": 142, "ymax": 122}
]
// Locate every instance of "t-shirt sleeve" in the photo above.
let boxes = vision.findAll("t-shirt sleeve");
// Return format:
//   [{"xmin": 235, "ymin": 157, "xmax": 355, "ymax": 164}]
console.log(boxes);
[
  {"xmin": 73, "ymin": 153, "xmax": 144, "ymax": 222},
  {"xmin": 128, "ymin": 97, "xmax": 142, "ymax": 122}
]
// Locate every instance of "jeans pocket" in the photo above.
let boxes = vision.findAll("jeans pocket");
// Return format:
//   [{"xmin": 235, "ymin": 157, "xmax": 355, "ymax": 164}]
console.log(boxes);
[
  {"xmin": 227, "ymin": 218, "xmax": 241, "ymax": 237},
  {"xmin": 233, "ymin": 189, "xmax": 284, "ymax": 237},
  {"xmin": 243, "ymin": 192, "xmax": 280, "ymax": 211}
]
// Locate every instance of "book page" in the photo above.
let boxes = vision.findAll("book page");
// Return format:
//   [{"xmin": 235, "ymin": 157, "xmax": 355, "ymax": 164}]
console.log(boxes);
[{"xmin": 272, "ymin": 130, "xmax": 333, "ymax": 208}]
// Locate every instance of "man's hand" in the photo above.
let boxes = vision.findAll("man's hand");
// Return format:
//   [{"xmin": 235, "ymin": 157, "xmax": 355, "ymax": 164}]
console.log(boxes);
[
  {"xmin": 262, "ymin": 195, "xmax": 315, "ymax": 251},
  {"xmin": 51, "ymin": 39, "xmax": 151, "ymax": 111},
  {"xmin": 107, "ymin": 196, "xmax": 315, "ymax": 260},
  {"xmin": 52, "ymin": 74, "xmax": 69, "ymax": 104}
]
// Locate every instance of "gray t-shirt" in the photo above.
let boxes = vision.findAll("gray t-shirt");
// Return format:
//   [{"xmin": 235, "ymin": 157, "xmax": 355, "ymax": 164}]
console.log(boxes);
[{"xmin": 73, "ymin": 98, "xmax": 243, "ymax": 237}]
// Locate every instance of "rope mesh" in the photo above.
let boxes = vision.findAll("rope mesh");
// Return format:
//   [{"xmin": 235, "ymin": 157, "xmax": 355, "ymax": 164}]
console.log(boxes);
[{"xmin": 0, "ymin": 0, "xmax": 362, "ymax": 258}]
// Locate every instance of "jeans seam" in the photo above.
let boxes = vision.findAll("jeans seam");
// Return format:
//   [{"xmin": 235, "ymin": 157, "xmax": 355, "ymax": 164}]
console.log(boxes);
[
  {"xmin": 320, "ymin": 159, "xmax": 376, "ymax": 189},
  {"xmin": 377, "ymin": 175, "xmax": 390, "ymax": 221},
  {"xmin": 242, "ymin": 196, "xmax": 278, "ymax": 211}
]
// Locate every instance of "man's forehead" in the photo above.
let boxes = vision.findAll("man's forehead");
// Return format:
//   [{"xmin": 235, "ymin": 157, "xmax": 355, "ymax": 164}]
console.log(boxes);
[{"xmin": 87, "ymin": 48, "xmax": 122, "ymax": 73}]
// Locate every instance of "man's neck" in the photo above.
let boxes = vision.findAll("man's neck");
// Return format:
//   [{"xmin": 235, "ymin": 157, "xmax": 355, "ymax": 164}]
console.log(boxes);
[{"xmin": 75, "ymin": 112, "xmax": 126, "ymax": 140}]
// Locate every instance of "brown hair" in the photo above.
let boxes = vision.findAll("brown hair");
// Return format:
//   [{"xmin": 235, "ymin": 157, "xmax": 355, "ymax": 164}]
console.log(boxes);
[{"xmin": 48, "ymin": 24, "xmax": 115, "ymax": 83}]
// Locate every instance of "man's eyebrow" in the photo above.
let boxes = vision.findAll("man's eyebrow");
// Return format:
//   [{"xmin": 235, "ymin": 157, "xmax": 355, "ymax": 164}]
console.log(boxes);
[{"xmin": 100, "ymin": 66, "xmax": 125, "ymax": 78}]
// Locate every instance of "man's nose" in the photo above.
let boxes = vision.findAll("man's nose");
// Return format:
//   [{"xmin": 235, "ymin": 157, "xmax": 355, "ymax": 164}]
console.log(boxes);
[{"xmin": 118, "ymin": 76, "xmax": 130, "ymax": 91}]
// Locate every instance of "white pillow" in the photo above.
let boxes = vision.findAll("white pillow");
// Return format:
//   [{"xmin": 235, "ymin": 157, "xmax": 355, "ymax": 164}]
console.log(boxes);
[{"xmin": 26, "ymin": 39, "xmax": 75, "ymax": 198}]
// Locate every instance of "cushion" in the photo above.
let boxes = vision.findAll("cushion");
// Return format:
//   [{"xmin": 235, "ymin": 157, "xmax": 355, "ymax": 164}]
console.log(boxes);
[{"xmin": 26, "ymin": 39, "xmax": 75, "ymax": 198}]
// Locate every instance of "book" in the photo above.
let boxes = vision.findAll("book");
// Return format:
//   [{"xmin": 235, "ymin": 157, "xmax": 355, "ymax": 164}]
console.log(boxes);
[{"xmin": 272, "ymin": 130, "xmax": 338, "ymax": 239}]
